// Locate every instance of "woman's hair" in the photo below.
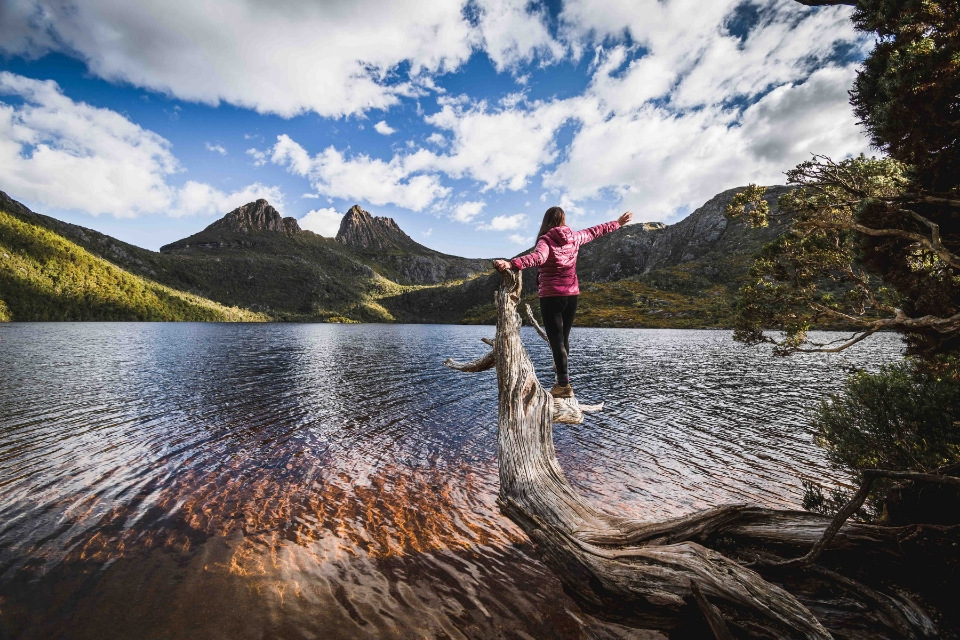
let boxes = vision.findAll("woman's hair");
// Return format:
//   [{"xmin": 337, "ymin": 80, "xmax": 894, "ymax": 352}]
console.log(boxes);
[{"xmin": 537, "ymin": 206, "xmax": 566, "ymax": 240}]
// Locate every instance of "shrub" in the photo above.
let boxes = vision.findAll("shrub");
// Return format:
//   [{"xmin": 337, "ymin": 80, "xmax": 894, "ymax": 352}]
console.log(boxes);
[{"xmin": 803, "ymin": 358, "xmax": 960, "ymax": 519}]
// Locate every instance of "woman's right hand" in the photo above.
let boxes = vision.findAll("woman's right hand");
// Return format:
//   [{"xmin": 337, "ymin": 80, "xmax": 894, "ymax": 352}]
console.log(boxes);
[
  {"xmin": 618, "ymin": 211, "xmax": 633, "ymax": 226},
  {"xmin": 493, "ymin": 259, "xmax": 512, "ymax": 272}
]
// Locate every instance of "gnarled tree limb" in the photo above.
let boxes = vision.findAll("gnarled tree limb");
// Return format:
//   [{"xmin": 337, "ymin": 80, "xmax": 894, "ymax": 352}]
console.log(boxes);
[
  {"xmin": 445, "ymin": 270, "xmax": 952, "ymax": 638},
  {"xmin": 777, "ymin": 469, "xmax": 960, "ymax": 567}
]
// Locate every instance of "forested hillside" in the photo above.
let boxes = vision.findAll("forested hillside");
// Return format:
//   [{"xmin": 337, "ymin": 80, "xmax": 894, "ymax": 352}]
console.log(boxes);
[{"xmin": 0, "ymin": 209, "xmax": 264, "ymax": 322}]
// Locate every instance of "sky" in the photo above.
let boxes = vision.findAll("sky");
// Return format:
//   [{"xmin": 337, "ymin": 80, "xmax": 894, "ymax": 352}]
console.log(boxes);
[{"xmin": 0, "ymin": 0, "xmax": 874, "ymax": 258}]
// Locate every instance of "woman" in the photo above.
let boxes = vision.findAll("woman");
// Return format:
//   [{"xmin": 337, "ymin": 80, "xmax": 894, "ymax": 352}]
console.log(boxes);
[{"xmin": 494, "ymin": 207, "xmax": 632, "ymax": 398}]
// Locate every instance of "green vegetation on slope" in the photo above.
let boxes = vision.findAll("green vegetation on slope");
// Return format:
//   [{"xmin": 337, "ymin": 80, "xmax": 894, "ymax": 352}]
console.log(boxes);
[
  {"xmin": 0, "ymin": 210, "xmax": 266, "ymax": 322},
  {"xmin": 461, "ymin": 279, "xmax": 737, "ymax": 328}
]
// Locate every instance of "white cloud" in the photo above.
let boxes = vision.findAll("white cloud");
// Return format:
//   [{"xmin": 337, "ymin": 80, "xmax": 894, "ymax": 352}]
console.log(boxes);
[
  {"xmin": 451, "ymin": 200, "xmax": 485, "ymax": 223},
  {"xmin": 425, "ymin": 95, "xmax": 576, "ymax": 191},
  {"xmin": 299, "ymin": 207, "xmax": 343, "ymax": 237},
  {"xmin": 544, "ymin": 64, "xmax": 870, "ymax": 223},
  {"xmin": 508, "ymin": 233, "xmax": 529, "ymax": 245},
  {"xmin": 269, "ymin": 134, "xmax": 449, "ymax": 211},
  {"xmin": 586, "ymin": 45, "xmax": 676, "ymax": 112},
  {"xmin": 1, "ymin": 0, "xmax": 476, "ymax": 118},
  {"xmin": 301, "ymin": 193, "xmax": 320, "ymax": 199},
  {"xmin": 246, "ymin": 147, "xmax": 267, "ymax": 166},
  {"xmin": 670, "ymin": 4, "xmax": 866, "ymax": 109},
  {"xmin": 477, "ymin": 213, "xmax": 525, "ymax": 231},
  {"xmin": 374, "ymin": 120, "xmax": 396, "ymax": 135},
  {"xmin": 270, "ymin": 135, "xmax": 313, "ymax": 175},
  {"xmin": 173, "ymin": 181, "xmax": 284, "ymax": 219},
  {"xmin": 422, "ymin": 227, "xmax": 433, "ymax": 237},
  {"xmin": 0, "ymin": 72, "xmax": 176, "ymax": 217},
  {"xmin": 0, "ymin": 72, "xmax": 282, "ymax": 218},
  {"xmin": 205, "ymin": 141, "xmax": 227, "ymax": 155},
  {"xmin": 474, "ymin": 0, "xmax": 564, "ymax": 71},
  {"xmin": 739, "ymin": 65, "xmax": 870, "ymax": 166},
  {"xmin": 561, "ymin": 1, "xmax": 865, "ymax": 113},
  {"xmin": 426, "ymin": 132, "xmax": 446, "ymax": 146}
]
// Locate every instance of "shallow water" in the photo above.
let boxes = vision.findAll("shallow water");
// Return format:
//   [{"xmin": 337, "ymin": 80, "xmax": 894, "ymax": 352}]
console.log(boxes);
[{"xmin": 0, "ymin": 323, "xmax": 903, "ymax": 639}]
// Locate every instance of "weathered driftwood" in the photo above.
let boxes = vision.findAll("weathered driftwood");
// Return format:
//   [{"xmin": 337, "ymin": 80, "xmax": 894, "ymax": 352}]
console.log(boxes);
[{"xmin": 444, "ymin": 270, "xmax": 957, "ymax": 639}]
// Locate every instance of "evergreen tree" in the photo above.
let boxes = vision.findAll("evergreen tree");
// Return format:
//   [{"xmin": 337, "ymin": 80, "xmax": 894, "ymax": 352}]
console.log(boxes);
[{"xmin": 727, "ymin": 0, "xmax": 960, "ymax": 517}]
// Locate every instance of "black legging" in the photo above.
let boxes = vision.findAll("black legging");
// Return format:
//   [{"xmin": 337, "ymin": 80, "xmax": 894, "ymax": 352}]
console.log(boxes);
[{"xmin": 539, "ymin": 295, "xmax": 578, "ymax": 385}]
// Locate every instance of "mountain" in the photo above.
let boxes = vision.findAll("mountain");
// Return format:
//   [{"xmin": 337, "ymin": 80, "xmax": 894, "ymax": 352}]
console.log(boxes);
[
  {"xmin": 163, "ymin": 200, "xmax": 300, "ymax": 250},
  {"xmin": 1, "ymin": 187, "xmax": 791, "ymax": 326},
  {"xmin": 0, "ymin": 190, "xmax": 388, "ymax": 320},
  {"xmin": 336, "ymin": 205, "xmax": 413, "ymax": 250},
  {"xmin": 335, "ymin": 205, "xmax": 489, "ymax": 285},
  {"xmin": 577, "ymin": 185, "xmax": 791, "ymax": 285}
]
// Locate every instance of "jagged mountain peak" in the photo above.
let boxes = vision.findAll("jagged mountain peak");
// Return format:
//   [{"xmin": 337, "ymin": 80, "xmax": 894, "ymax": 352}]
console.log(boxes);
[
  {"xmin": 207, "ymin": 199, "xmax": 301, "ymax": 235},
  {"xmin": 336, "ymin": 204, "xmax": 409, "ymax": 250}
]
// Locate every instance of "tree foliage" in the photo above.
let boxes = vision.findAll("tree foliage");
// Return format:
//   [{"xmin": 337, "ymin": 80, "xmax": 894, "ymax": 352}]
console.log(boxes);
[
  {"xmin": 851, "ymin": 0, "xmax": 960, "ymax": 192},
  {"xmin": 803, "ymin": 357, "xmax": 960, "ymax": 518},
  {"xmin": 0, "ymin": 210, "xmax": 266, "ymax": 322},
  {"xmin": 728, "ymin": 0, "xmax": 960, "ymax": 359}
]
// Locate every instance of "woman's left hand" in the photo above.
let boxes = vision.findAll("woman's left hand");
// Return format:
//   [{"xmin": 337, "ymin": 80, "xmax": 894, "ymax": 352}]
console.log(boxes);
[{"xmin": 493, "ymin": 259, "xmax": 512, "ymax": 272}]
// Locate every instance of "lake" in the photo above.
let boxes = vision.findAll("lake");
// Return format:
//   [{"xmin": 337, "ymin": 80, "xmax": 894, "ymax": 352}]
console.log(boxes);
[{"xmin": 0, "ymin": 323, "xmax": 903, "ymax": 639}]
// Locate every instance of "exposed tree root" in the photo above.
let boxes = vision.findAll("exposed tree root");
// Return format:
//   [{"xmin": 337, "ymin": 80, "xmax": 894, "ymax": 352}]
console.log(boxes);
[{"xmin": 444, "ymin": 270, "xmax": 955, "ymax": 639}]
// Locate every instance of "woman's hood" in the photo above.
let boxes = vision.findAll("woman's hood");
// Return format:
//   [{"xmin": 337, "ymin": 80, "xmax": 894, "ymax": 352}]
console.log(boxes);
[{"xmin": 546, "ymin": 225, "xmax": 575, "ymax": 245}]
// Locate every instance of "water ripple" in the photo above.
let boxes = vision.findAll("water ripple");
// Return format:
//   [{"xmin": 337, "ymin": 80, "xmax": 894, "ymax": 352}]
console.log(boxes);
[{"xmin": 0, "ymin": 323, "xmax": 901, "ymax": 638}]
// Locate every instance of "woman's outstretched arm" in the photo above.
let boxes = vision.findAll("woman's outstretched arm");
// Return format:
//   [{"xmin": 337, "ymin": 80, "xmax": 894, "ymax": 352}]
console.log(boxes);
[
  {"xmin": 494, "ymin": 238, "xmax": 549, "ymax": 271},
  {"xmin": 574, "ymin": 211, "xmax": 633, "ymax": 245}
]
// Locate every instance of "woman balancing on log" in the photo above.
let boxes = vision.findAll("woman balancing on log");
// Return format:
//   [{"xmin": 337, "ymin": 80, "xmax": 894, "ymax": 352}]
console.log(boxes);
[{"xmin": 494, "ymin": 207, "xmax": 633, "ymax": 398}]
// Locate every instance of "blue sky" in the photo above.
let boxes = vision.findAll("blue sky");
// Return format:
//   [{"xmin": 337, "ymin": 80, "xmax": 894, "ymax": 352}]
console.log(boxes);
[{"xmin": 0, "ymin": 0, "xmax": 872, "ymax": 258}]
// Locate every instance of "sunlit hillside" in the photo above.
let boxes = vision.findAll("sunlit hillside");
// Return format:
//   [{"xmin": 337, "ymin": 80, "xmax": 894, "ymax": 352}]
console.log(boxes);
[{"xmin": 0, "ymin": 210, "xmax": 266, "ymax": 322}]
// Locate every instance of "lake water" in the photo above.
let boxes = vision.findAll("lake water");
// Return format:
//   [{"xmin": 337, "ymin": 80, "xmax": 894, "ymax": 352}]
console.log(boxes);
[{"xmin": 0, "ymin": 323, "xmax": 903, "ymax": 639}]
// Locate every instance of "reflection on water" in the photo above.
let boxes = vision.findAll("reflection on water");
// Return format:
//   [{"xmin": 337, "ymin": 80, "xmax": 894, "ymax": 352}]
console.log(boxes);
[{"xmin": 0, "ymin": 323, "xmax": 902, "ymax": 639}]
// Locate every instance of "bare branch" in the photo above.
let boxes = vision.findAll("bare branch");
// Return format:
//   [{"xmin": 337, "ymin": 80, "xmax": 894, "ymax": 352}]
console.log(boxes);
[
  {"xmin": 440, "ymin": 269, "xmax": 949, "ymax": 637},
  {"xmin": 524, "ymin": 303, "xmax": 549, "ymax": 342},
  {"xmin": 794, "ymin": 329, "xmax": 878, "ymax": 353},
  {"xmin": 810, "ymin": 220, "xmax": 960, "ymax": 270},
  {"xmin": 779, "ymin": 469, "xmax": 960, "ymax": 566},
  {"xmin": 808, "ymin": 301, "xmax": 876, "ymax": 327},
  {"xmin": 443, "ymin": 350, "xmax": 496, "ymax": 372},
  {"xmin": 691, "ymin": 581, "xmax": 736, "ymax": 640},
  {"xmin": 785, "ymin": 310, "xmax": 960, "ymax": 353},
  {"xmin": 901, "ymin": 193, "xmax": 960, "ymax": 208}
]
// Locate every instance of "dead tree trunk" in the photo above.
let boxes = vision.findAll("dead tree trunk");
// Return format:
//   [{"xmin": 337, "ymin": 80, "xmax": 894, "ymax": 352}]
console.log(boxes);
[{"xmin": 444, "ymin": 270, "xmax": 957, "ymax": 640}]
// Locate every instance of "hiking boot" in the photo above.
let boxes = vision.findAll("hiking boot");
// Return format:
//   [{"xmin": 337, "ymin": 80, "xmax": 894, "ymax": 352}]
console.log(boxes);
[{"xmin": 550, "ymin": 383, "xmax": 574, "ymax": 398}]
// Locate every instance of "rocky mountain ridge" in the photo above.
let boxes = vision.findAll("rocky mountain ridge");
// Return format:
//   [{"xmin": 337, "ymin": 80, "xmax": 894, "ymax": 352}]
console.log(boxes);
[
  {"xmin": 336, "ymin": 205, "xmax": 412, "ymax": 251},
  {"xmin": 333, "ymin": 204, "xmax": 490, "ymax": 284},
  {"xmin": 1, "ymin": 186, "xmax": 791, "ymax": 325},
  {"xmin": 209, "ymin": 199, "xmax": 301, "ymax": 235},
  {"xmin": 576, "ymin": 185, "xmax": 790, "ymax": 283},
  {"xmin": 158, "ymin": 200, "xmax": 488, "ymax": 285},
  {"xmin": 160, "ymin": 199, "xmax": 299, "ymax": 252},
  {"xmin": 380, "ymin": 186, "xmax": 791, "ymax": 324}
]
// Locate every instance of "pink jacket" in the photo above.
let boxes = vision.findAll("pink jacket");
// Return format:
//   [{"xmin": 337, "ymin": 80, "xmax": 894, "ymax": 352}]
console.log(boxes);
[{"xmin": 510, "ymin": 221, "xmax": 620, "ymax": 297}]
